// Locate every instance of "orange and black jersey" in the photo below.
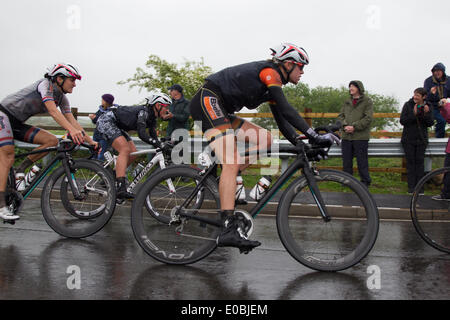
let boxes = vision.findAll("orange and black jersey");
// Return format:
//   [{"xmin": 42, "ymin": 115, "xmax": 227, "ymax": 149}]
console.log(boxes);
[
  {"xmin": 204, "ymin": 60, "xmax": 312, "ymax": 144},
  {"xmin": 206, "ymin": 60, "xmax": 285, "ymax": 113}
]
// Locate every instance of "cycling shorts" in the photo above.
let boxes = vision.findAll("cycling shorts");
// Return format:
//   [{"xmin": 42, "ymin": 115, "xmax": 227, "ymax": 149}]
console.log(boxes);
[
  {"xmin": 0, "ymin": 105, "xmax": 41, "ymax": 147},
  {"xmin": 96, "ymin": 111, "xmax": 131, "ymax": 143},
  {"xmin": 190, "ymin": 82, "xmax": 245, "ymax": 142}
]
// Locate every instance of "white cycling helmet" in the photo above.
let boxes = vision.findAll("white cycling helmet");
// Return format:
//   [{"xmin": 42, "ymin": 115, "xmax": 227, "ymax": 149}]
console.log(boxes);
[
  {"xmin": 146, "ymin": 92, "xmax": 172, "ymax": 106},
  {"xmin": 270, "ymin": 43, "xmax": 309, "ymax": 65},
  {"xmin": 46, "ymin": 63, "xmax": 82, "ymax": 80}
]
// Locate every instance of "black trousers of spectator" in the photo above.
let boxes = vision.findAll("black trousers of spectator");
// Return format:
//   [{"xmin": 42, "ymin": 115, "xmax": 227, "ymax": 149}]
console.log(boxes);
[
  {"xmin": 342, "ymin": 140, "xmax": 371, "ymax": 187},
  {"xmin": 402, "ymin": 142, "xmax": 426, "ymax": 193}
]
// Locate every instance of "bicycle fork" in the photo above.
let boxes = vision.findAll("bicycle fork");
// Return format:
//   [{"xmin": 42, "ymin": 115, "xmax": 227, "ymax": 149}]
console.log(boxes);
[
  {"xmin": 303, "ymin": 165, "xmax": 331, "ymax": 222},
  {"xmin": 62, "ymin": 156, "xmax": 84, "ymax": 201}
]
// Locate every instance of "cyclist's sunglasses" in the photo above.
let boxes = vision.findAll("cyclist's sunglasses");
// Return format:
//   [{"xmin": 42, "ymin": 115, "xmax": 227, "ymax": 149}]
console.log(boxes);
[
  {"xmin": 292, "ymin": 62, "xmax": 305, "ymax": 71},
  {"xmin": 155, "ymin": 103, "xmax": 170, "ymax": 116}
]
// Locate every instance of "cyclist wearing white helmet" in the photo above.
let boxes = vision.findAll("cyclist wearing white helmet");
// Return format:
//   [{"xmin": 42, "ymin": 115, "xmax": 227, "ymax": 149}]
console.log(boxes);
[
  {"xmin": 0, "ymin": 63, "xmax": 98, "ymax": 221},
  {"xmin": 190, "ymin": 43, "xmax": 340, "ymax": 253},
  {"xmin": 96, "ymin": 92, "xmax": 172, "ymax": 199}
]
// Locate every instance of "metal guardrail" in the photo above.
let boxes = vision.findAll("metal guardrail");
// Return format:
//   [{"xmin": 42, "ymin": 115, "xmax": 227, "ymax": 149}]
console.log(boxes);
[{"xmin": 15, "ymin": 136, "xmax": 447, "ymax": 173}]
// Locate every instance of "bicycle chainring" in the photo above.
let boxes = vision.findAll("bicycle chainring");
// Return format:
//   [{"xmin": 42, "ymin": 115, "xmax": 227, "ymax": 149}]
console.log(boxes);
[{"xmin": 235, "ymin": 210, "xmax": 254, "ymax": 239}]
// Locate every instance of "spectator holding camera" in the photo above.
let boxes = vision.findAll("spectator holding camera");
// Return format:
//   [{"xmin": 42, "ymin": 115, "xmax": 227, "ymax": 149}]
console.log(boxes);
[
  {"xmin": 424, "ymin": 63, "xmax": 450, "ymax": 138},
  {"xmin": 400, "ymin": 88, "xmax": 434, "ymax": 194},
  {"xmin": 166, "ymin": 84, "xmax": 190, "ymax": 140}
]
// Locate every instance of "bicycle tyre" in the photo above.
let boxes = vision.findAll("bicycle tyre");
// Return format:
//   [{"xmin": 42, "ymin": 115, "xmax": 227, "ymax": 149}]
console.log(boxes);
[
  {"xmin": 411, "ymin": 167, "xmax": 450, "ymax": 253},
  {"xmin": 41, "ymin": 159, "xmax": 116, "ymax": 238},
  {"xmin": 131, "ymin": 165, "xmax": 221, "ymax": 265},
  {"xmin": 60, "ymin": 159, "xmax": 115, "ymax": 219},
  {"xmin": 276, "ymin": 169, "xmax": 379, "ymax": 271}
]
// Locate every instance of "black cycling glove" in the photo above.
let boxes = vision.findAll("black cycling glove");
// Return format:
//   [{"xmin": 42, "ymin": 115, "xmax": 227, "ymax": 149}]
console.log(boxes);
[{"xmin": 306, "ymin": 128, "xmax": 341, "ymax": 148}]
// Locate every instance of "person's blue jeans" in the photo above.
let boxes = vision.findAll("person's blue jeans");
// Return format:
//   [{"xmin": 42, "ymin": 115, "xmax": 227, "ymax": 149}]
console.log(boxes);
[
  {"xmin": 433, "ymin": 107, "xmax": 446, "ymax": 138},
  {"xmin": 96, "ymin": 139, "xmax": 111, "ymax": 161}
]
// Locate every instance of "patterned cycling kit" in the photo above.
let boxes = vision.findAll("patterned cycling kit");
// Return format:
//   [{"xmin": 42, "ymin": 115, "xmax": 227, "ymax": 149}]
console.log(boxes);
[
  {"xmin": 0, "ymin": 78, "xmax": 71, "ymax": 147},
  {"xmin": 190, "ymin": 60, "xmax": 310, "ymax": 143},
  {"xmin": 96, "ymin": 105, "xmax": 159, "ymax": 145}
]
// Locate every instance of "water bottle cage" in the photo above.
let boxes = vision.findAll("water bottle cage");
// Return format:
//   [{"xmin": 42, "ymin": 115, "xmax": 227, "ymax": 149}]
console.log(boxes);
[{"xmin": 258, "ymin": 182, "xmax": 269, "ymax": 189}]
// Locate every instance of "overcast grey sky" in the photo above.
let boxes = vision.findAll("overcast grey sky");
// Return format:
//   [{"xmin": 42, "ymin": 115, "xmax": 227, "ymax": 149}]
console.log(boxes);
[{"xmin": 1, "ymin": 0, "xmax": 450, "ymax": 112}]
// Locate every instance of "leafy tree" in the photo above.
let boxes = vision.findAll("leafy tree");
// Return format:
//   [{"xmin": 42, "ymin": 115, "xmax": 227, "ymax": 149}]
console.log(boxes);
[
  {"xmin": 118, "ymin": 54, "xmax": 213, "ymax": 135},
  {"xmin": 118, "ymin": 54, "xmax": 212, "ymax": 99},
  {"xmin": 253, "ymin": 83, "xmax": 399, "ymax": 132}
]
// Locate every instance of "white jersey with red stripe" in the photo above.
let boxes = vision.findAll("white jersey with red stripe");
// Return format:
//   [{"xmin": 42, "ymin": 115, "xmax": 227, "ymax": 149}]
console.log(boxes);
[{"xmin": 0, "ymin": 78, "xmax": 71, "ymax": 122}]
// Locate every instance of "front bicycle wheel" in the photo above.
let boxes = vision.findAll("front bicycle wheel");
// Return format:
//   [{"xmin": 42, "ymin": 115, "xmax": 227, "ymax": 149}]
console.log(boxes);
[
  {"xmin": 131, "ymin": 165, "xmax": 221, "ymax": 265},
  {"xmin": 41, "ymin": 159, "xmax": 116, "ymax": 238},
  {"xmin": 411, "ymin": 167, "xmax": 450, "ymax": 253},
  {"xmin": 60, "ymin": 159, "xmax": 114, "ymax": 219},
  {"xmin": 277, "ymin": 169, "xmax": 379, "ymax": 271}
]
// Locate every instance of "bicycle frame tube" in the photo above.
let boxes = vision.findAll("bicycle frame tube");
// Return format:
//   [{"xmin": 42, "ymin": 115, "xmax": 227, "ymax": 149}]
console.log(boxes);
[
  {"xmin": 249, "ymin": 156, "xmax": 304, "ymax": 217},
  {"xmin": 302, "ymin": 164, "xmax": 331, "ymax": 221},
  {"xmin": 249, "ymin": 158, "xmax": 331, "ymax": 221},
  {"xmin": 178, "ymin": 163, "xmax": 218, "ymax": 211},
  {"xmin": 22, "ymin": 153, "xmax": 62, "ymax": 199},
  {"xmin": 15, "ymin": 147, "xmax": 58, "ymax": 159},
  {"xmin": 128, "ymin": 152, "xmax": 165, "ymax": 192},
  {"xmin": 19, "ymin": 141, "xmax": 86, "ymax": 200}
]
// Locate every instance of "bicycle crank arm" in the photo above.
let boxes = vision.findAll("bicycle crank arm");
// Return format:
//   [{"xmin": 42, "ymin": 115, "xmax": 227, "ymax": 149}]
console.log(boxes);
[
  {"xmin": 176, "ymin": 232, "xmax": 217, "ymax": 242},
  {"xmin": 84, "ymin": 186, "xmax": 108, "ymax": 196},
  {"xmin": 178, "ymin": 210, "xmax": 223, "ymax": 228}
]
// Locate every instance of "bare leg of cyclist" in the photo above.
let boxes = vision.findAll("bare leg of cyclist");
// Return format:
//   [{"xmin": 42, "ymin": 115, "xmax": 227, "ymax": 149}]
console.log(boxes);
[
  {"xmin": 234, "ymin": 119, "xmax": 273, "ymax": 172},
  {"xmin": 112, "ymin": 136, "xmax": 135, "ymax": 199},
  {"xmin": 0, "ymin": 145, "xmax": 19, "ymax": 220},
  {"xmin": 16, "ymin": 129, "xmax": 58, "ymax": 172},
  {"xmin": 112, "ymin": 136, "xmax": 132, "ymax": 178},
  {"xmin": 208, "ymin": 130, "xmax": 240, "ymax": 211},
  {"xmin": 207, "ymin": 127, "xmax": 261, "ymax": 253},
  {"xmin": 127, "ymin": 140, "xmax": 138, "ymax": 166},
  {"xmin": 0, "ymin": 146, "xmax": 14, "ymax": 192}
]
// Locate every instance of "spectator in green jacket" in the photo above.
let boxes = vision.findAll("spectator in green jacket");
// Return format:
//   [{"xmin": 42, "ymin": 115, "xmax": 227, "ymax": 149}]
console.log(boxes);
[
  {"xmin": 166, "ymin": 84, "xmax": 191, "ymax": 139},
  {"xmin": 338, "ymin": 80, "xmax": 374, "ymax": 187}
]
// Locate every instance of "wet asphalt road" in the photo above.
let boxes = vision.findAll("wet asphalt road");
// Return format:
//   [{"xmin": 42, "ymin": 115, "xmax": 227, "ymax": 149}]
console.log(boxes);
[{"xmin": 0, "ymin": 199, "xmax": 449, "ymax": 300}]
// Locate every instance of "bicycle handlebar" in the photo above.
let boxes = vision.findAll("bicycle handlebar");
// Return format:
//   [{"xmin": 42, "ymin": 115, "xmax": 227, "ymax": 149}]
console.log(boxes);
[
  {"xmin": 58, "ymin": 137, "xmax": 99, "ymax": 156},
  {"xmin": 313, "ymin": 121, "xmax": 342, "ymax": 134}
]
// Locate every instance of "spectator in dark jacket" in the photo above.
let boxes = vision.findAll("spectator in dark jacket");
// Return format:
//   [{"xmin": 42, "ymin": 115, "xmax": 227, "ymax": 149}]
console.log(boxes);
[
  {"xmin": 166, "ymin": 84, "xmax": 190, "ymax": 139},
  {"xmin": 424, "ymin": 63, "xmax": 450, "ymax": 138},
  {"xmin": 400, "ymin": 88, "xmax": 434, "ymax": 194},
  {"xmin": 89, "ymin": 93, "xmax": 115, "ymax": 160}
]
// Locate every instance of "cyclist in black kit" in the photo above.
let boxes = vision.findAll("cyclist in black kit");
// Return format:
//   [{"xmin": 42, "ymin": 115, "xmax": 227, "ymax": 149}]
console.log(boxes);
[
  {"xmin": 190, "ymin": 43, "xmax": 340, "ymax": 253},
  {"xmin": 96, "ymin": 92, "xmax": 172, "ymax": 200},
  {"xmin": 0, "ymin": 63, "xmax": 98, "ymax": 221}
]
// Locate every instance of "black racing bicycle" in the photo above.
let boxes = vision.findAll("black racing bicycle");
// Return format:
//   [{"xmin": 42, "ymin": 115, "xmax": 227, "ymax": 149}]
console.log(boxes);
[
  {"xmin": 130, "ymin": 124, "xmax": 380, "ymax": 272},
  {"xmin": 410, "ymin": 167, "xmax": 450, "ymax": 253},
  {"xmin": 5, "ymin": 138, "xmax": 116, "ymax": 238}
]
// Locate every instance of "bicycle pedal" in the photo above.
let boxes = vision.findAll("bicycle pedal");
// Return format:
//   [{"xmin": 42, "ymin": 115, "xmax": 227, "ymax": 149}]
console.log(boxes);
[
  {"xmin": 3, "ymin": 220, "xmax": 16, "ymax": 225},
  {"xmin": 239, "ymin": 247, "xmax": 253, "ymax": 255},
  {"xmin": 235, "ymin": 199, "xmax": 248, "ymax": 205}
]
